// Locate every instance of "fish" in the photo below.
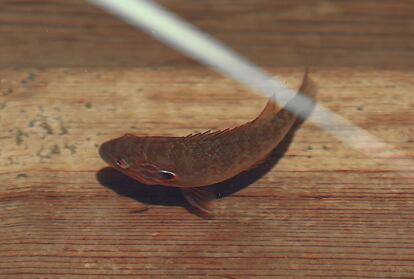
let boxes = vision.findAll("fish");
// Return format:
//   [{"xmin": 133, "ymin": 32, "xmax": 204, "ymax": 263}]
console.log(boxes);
[{"xmin": 99, "ymin": 71, "xmax": 317, "ymax": 212}]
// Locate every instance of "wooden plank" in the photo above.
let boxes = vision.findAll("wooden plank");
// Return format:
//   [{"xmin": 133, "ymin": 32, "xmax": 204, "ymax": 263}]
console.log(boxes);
[
  {"xmin": 1, "ymin": 0, "xmax": 414, "ymax": 68},
  {"xmin": 0, "ymin": 67, "xmax": 413, "ymax": 278}
]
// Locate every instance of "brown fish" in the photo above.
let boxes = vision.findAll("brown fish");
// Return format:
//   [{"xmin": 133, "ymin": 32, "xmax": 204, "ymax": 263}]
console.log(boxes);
[{"xmin": 99, "ymin": 71, "xmax": 317, "ymax": 211}]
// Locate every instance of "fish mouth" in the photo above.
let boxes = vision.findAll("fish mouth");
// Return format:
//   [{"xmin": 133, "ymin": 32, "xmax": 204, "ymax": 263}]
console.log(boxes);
[{"xmin": 98, "ymin": 142, "xmax": 112, "ymax": 165}]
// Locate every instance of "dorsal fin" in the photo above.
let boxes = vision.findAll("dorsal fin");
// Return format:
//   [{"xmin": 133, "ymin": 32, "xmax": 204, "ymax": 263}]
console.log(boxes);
[
  {"xmin": 184, "ymin": 127, "xmax": 239, "ymax": 142},
  {"xmin": 184, "ymin": 95, "xmax": 279, "ymax": 142}
]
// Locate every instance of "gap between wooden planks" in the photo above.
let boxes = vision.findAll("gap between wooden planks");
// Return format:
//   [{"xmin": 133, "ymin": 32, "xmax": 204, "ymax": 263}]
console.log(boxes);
[{"xmin": 0, "ymin": 67, "xmax": 413, "ymax": 278}]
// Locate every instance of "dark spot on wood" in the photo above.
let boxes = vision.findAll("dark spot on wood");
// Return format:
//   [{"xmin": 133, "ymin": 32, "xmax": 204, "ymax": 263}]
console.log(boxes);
[
  {"xmin": 356, "ymin": 106, "xmax": 364, "ymax": 111},
  {"xmin": 2, "ymin": 88, "xmax": 13, "ymax": 96},
  {"xmin": 64, "ymin": 143, "xmax": 77, "ymax": 155},
  {"xmin": 40, "ymin": 121, "xmax": 53, "ymax": 135},
  {"xmin": 307, "ymin": 145, "xmax": 313, "ymax": 150},
  {"xmin": 20, "ymin": 71, "xmax": 36, "ymax": 86},
  {"xmin": 37, "ymin": 145, "xmax": 50, "ymax": 160},
  {"xmin": 15, "ymin": 129, "xmax": 29, "ymax": 145},
  {"xmin": 7, "ymin": 156, "xmax": 19, "ymax": 166},
  {"xmin": 85, "ymin": 102, "xmax": 92, "ymax": 109},
  {"xmin": 51, "ymin": 145, "xmax": 61, "ymax": 155},
  {"xmin": 16, "ymin": 173, "xmax": 29, "ymax": 179},
  {"xmin": 94, "ymin": 143, "xmax": 99, "ymax": 148},
  {"xmin": 59, "ymin": 125, "xmax": 69, "ymax": 135},
  {"xmin": 29, "ymin": 111, "xmax": 55, "ymax": 135},
  {"xmin": 322, "ymin": 145, "xmax": 329, "ymax": 150},
  {"xmin": 37, "ymin": 144, "xmax": 60, "ymax": 161},
  {"xmin": 86, "ymin": 137, "xmax": 91, "ymax": 141},
  {"xmin": 0, "ymin": 102, "xmax": 6, "ymax": 110},
  {"xmin": 28, "ymin": 71, "xmax": 37, "ymax": 81}
]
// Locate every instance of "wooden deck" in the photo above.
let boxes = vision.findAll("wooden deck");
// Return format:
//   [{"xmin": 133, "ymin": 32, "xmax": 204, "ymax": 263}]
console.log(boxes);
[{"xmin": 1, "ymin": 1, "xmax": 414, "ymax": 278}]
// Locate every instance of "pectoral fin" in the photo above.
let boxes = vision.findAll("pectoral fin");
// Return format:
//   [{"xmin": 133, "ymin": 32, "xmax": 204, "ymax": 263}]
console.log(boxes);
[{"xmin": 181, "ymin": 187, "xmax": 216, "ymax": 214}]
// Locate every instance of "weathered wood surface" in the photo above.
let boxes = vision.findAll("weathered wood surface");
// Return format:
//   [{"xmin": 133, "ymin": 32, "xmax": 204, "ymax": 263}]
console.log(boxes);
[
  {"xmin": 1, "ymin": 0, "xmax": 414, "ymax": 69},
  {"xmin": 0, "ymin": 68, "xmax": 413, "ymax": 278}
]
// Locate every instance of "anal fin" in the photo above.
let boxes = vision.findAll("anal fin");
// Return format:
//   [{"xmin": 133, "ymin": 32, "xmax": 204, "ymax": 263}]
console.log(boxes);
[{"xmin": 181, "ymin": 187, "xmax": 216, "ymax": 216}]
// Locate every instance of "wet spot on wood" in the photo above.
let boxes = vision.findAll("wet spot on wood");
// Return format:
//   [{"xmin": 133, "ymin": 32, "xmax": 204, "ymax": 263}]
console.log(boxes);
[
  {"xmin": 7, "ymin": 156, "xmax": 19, "ymax": 166},
  {"xmin": 16, "ymin": 173, "xmax": 29, "ymax": 179},
  {"xmin": 28, "ymin": 109, "xmax": 69, "ymax": 136},
  {"xmin": 20, "ymin": 72, "xmax": 37, "ymax": 86},
  {"xmin": 64, "ymin": 143, "xmax": 77, "ymax": 155},
  {"xmin": 322, "ymin": 145, "xmax": 329, "ymax": 150},
  {"xmin": 94, "ymin": 143, "xmax": 99, "ymax": 148},
  {"xmin": 356, "ymin": 106, "xmax": 364, "ymax": 111},
  {"xmin": 29, "ymin": 113, "xmax": 53, "ymax": 135},
  {"xmin": 36, "ymin": 144, "xmax": 61, "ymax": 161},
  {"xmin": 15, "ymin": 129, "xmax": 29, "ymax": 145},
  {"xmin": 28, "ymin": 71, "xmax": 37, "ymax": 81},
  {"xmin": 307, "ymin": 145, "xmax": 313, "ymax": 151},
  {"xmin": 37, "ymin": 145, "xmax": 50, "ymax": 161},
  {"xmin": 40, "ymin": 121, "xmax": 53, "ymax": 135},
  {"xmin": 2, "ymin": 88, "xmax": 12, "ymax": 96},
  {"xmin": 0, "ymin": 102, "xmax": 6, "ymax": 110},
  {"xmin": 51, "ymin": 144, "xmax": 61, "ymax": 155},
  {"xmin": 85, "ymin": 102, "xmax": 92, "ymax": 109},
  {"xmin": 59, "ymin": 124, "xmax": 69, "ymax": 135}
]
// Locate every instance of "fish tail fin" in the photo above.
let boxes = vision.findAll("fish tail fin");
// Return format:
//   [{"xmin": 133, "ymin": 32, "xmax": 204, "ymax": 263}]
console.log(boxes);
[
  {"xmin": 298, "ymin": 67, "xmax": 318, "ymax": 100},
  {"xmin": 255, "ymin": 68, "xmax": 317, "ymax": 122},
  {"xmin": 283, "ymin": 68, "xmax": 318, "ymax": 119}
]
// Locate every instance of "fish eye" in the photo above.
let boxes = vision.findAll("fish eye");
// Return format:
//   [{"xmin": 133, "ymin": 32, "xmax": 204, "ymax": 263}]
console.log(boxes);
[
  {"xmin": 115, "ymin": 158, "xmax": 129, "ymax": 169},
  {"xmin": 159, "ymin": 170, "xmax": 177, "ymax": 181}
]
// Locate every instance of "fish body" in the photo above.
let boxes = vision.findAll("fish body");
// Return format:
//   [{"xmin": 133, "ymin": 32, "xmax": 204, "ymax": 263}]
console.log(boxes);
[{"xmin": 99, "ymin": 72, "xmax": 317, "ymax": 211}]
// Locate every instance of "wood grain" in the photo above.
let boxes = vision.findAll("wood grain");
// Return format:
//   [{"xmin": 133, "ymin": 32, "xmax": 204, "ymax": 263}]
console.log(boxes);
[
  {"xmin": 0, "ymin": 67, "xmax": 413, "ymax": 278},
  {"xmin": 1, "ymin": 0, "xmax": 414, "ymax": 69}
]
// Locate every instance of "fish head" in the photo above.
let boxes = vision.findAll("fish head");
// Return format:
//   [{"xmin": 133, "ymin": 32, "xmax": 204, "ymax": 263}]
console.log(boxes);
[{"xmin": 99, "ymin": 134, "xmax": 179, "ymax": 186}]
